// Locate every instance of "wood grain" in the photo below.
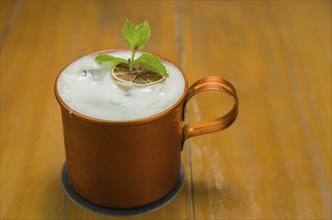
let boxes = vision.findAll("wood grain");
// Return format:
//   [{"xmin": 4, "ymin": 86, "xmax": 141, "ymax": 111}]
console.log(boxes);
[
  {"xmin": 183, "ymin": 1, "xmax": 331, "ymax": 219},
  {"xmin": 1, "ymin": 1, "xmax": 331, "ymax": 219},
  {"xmin": 0, "ymin": 0, "xmax": 16, "ymax": 41}
]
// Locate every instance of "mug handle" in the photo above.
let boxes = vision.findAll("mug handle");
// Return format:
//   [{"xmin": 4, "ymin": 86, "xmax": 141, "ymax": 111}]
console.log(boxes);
[{"xmin": 182, "ymin": 76, "xmax": 239, "ymax": 143}]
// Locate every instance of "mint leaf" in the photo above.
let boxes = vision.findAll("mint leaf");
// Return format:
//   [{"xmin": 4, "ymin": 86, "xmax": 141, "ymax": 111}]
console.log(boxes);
[
  {"xmin": 95, "ymin": 54, "xmax": 127, "ymax": 65},
  {"xmin": 133, "ymin": 53, "xmax": 168, "ymax": 77},
  {"xmin": 122, "ymin": 19, "xmax": 136, "ymax": 50},
  {"xmin": 122, "ymin": 19, "xmax": 151, "ymax": 51}
]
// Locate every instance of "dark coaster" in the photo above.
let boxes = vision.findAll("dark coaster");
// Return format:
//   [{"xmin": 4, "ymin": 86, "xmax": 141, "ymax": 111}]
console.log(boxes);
[{"xmin": 61, "ymin": 163, "xmax": 185, "ymax": 216}]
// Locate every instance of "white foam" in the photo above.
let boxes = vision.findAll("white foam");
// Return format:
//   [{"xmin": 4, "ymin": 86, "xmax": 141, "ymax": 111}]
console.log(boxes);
[{"xmin": 57, "ymin": 51, "xmax": 185, "ymax": 121}]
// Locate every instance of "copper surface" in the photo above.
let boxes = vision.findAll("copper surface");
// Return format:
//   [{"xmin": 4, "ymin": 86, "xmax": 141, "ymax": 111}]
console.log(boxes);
[
  {"xmin": 60, "ymin": 105, "xmax": 183, "ymax": 208},
  {"xmin": 55, "ymin": 50, "xmax": 238, "ymax": 208},
  {"xmin": 183, "ymin": 76, "xmax": 239, "ymax": 141}
]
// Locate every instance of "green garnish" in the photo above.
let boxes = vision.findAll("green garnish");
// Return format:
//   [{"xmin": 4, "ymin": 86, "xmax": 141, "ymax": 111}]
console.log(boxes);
[
  {"xmin": 95, "ymin": 54, "xmax": 127, "ymax": 65},
  {"xmin": 95, "ymin": 19, "xmax": 169, "ymax": 81},
  {"xmin": 133, "ymin": 53, "xmax": 168, "ymax": 77},
  {"xmin": 122, "ymin": 19, "xmax": 150, "ymax": 71}
]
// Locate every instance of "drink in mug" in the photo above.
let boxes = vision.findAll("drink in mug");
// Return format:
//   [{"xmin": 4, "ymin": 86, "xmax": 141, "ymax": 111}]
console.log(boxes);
[
  {"xmin": 57, "ymin": 50, "xmax": 185, "ymax": 121},
  {"xmin": 55, "ymin": 50, "xmax": 238, "ymax": 209}
]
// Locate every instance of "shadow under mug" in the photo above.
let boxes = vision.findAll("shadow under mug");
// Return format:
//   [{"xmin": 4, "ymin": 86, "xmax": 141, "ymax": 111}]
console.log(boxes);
[{"xmin": 54, "ymin": 50, "xmax": 239, "ymax": 209}]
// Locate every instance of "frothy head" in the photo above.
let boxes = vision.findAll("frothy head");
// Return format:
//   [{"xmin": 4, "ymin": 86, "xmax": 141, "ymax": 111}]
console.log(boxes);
[{"xmin": 57, "ymin": 51, "xmax": 186, "ymax": 121}]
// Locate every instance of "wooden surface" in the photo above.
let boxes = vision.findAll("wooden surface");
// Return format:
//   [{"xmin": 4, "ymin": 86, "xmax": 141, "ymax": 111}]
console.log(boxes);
[{"xmin": 1, "ymin": 1, "xmax": 331, "ymax": 219}]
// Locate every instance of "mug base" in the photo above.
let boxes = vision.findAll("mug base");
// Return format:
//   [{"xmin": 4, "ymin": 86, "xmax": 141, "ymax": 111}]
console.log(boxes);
[{"xmin": 61, "ymin": 162, "xmax": 185, "ymax": 217}]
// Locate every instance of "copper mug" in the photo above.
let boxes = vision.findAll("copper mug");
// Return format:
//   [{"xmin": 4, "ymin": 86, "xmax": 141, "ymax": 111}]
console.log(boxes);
[{"xmin": 55, "ymin": 50, "xmax": 239, "ymax": 209}]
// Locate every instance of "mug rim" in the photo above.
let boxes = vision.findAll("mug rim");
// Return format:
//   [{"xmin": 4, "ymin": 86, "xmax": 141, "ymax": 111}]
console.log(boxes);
[{"xmin": 54, "ymin": 49, "xmax": 189, "ymax": 126}]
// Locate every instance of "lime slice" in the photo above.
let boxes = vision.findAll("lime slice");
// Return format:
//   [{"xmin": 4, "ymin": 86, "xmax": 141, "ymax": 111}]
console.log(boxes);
[{"xmin": 112, "ymin": 63, "xmax": 166, "ymax": 86}]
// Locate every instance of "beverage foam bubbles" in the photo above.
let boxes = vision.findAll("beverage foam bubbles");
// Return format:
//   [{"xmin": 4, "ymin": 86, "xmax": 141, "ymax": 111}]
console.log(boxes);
[{"xmin": 57, "ymin": 51, "xmax": 185, "ymax": 121}]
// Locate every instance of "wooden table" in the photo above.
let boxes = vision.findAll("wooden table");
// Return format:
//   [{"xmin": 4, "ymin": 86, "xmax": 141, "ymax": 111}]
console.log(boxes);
[{"xmin": 1, "ymin": 1, "xmax": 331, "ymax": 219}]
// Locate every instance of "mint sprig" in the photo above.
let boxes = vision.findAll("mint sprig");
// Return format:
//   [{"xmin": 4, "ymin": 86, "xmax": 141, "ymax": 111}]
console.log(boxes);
[
  {"xmin": 122, "ymin": 19, "xmax": 150, "ymax": 52},
  {"xmin": 95, "ymin": 19, "xmax": 168, "ymax": 78}
]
